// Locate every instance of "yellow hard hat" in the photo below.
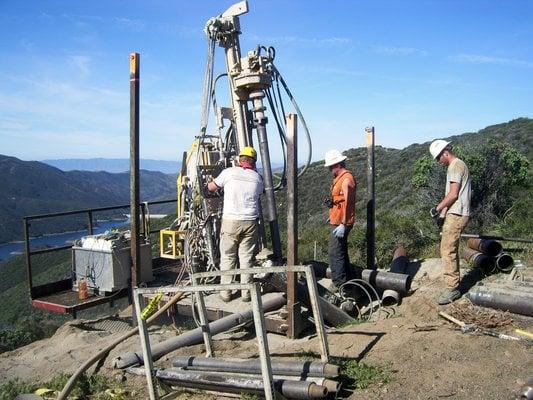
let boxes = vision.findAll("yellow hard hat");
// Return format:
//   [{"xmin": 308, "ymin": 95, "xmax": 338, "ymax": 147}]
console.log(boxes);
[{"xmin": 239, "ymin": 146, "xmax": 257, "ymax": 160}]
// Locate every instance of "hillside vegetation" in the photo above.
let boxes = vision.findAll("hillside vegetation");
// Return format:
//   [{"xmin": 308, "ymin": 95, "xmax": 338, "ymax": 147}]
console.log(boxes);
[
  {"xmin": 0, "ymin": 155, "xmax": 177, "ymax": 243},
  {"xmin": 278, "ymin": 118, "xmax": 532, "ymax": 265}
]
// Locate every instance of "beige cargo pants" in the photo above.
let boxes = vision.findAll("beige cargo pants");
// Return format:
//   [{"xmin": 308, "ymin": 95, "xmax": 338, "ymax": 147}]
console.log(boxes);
[
  {"xmin": 440, "ymin": 213, "xmax": 469, "ymax": 288},
  {"xmin": 219, "ymin": 219, "xmax": 258, "ymax": 298}
]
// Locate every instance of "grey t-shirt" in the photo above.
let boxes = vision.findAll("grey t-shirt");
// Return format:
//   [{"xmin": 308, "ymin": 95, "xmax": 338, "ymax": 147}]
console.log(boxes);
[{"xmin": 446, "ymin": 158, "xmax": 471, "ymax": 217}]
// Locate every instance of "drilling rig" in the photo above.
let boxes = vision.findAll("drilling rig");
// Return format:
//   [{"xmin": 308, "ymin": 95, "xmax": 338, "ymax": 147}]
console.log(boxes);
[{"xmin": 160, "ymin": 1, "xmax": 312, "ymax": 280}]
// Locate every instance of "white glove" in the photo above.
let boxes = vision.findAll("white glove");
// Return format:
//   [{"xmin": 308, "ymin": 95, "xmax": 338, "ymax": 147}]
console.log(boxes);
[{"xmin": 332, "ymin": 224, "xmax": 346, "ymax": 238}]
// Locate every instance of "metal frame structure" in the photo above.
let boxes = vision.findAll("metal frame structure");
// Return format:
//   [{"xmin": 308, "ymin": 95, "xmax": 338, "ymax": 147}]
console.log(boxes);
[
  {"xmin": 133, "ymin": 264, "xmax": 329, "ymax": 400},
  {"xmin": 23, "ymin": 198, "xmax": 177, "ymax": 316}
]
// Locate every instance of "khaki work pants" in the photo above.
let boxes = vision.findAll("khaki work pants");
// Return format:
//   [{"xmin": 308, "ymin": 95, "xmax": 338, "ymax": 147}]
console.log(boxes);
[
  {"xmin": 219, "ymin": 219, "xmax": 258, "ymax": 298},
  {"xmin": 440, "ymin": 213, "xmax": 469, "ymax": 288}
]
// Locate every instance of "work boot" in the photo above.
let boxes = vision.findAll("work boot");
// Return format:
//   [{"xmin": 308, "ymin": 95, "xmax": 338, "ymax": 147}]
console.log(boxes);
[
  {"xmin": 437, "ymin": 288, "xmax": 461, "ymax": 305},
  {"xmin": 241, "ymin": 290, "xmax": 251, "ymax": 302}
]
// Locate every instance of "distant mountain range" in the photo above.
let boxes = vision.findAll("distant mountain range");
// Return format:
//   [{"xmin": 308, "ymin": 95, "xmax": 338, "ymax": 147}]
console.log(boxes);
[
  {"xmin": 42, "ymin": 158, "xmax": 181, "ymax": 174},
  {"xmin": 0, "ymin": 155, "xmax": 176, "ymax": 243}
]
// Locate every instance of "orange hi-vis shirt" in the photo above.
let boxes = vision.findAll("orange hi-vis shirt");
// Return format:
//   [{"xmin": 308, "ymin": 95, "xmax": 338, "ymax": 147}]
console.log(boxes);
[{"xmin": 329, "ymin": 170, "xmax": 356, "ymax": 226}]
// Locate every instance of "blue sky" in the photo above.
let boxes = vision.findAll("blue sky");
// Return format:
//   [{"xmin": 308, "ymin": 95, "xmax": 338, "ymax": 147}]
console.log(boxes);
[{"xmin": 0, "ymin": 0, "xmax": 532, "ymax": 163}]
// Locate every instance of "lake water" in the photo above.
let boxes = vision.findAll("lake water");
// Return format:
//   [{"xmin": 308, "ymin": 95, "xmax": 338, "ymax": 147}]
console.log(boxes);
[{"xmin": 0, "ymin": 220, "xmax": 129, "ymax": 262}]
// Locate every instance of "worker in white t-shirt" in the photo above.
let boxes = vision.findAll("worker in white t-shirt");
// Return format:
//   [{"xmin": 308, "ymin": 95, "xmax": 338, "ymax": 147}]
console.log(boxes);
[{"xmin": 207, "ymin": 147, "xmax": 264, "ymax": 302}]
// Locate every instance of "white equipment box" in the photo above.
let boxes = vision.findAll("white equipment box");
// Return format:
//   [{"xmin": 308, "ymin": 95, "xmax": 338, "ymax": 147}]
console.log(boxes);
[{"xmin": 72, "ymin": 232, "xmax": 153, "ymax": 293}]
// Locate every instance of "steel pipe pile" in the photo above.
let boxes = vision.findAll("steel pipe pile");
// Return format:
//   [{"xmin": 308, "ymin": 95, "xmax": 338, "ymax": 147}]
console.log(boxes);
[
  {"xmin": 172, "ymin": 356, "xmax": 339, "ymax": 377},
  {"xmin": 127, "ymin": 367, "xmax": 329, "ymax": 399},
  {"xmin": 467, "ymin": 284, "xmax": 533, "ymax": 317},
  {"xmin": 113, "ymin": 293, "xmax": 286, "ymax": 369}
]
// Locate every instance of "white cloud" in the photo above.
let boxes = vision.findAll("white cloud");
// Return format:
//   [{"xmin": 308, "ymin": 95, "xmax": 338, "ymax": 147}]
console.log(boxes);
[
  {"xmin": 450, "ymin": 54, "xmax": 533, "ymax": 68},
  {"xmin": 248, "ymin": 34, "xmax": 350, "ymax": 47},
  {"xmin": 374, "ymin": 46, "xmax": 428, "ymax": 56}
]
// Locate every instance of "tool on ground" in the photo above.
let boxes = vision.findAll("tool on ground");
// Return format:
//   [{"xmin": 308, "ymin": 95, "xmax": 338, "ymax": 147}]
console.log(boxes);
[{"xmin": 438, "ymin": 311, "xmax": 523, "ymax": 341}]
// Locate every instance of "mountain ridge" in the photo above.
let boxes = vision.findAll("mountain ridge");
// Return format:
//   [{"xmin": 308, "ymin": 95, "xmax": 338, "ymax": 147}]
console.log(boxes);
[
  {"xmin": 0, "ymin": 155, "xmax": 176, "ymax": 243},
  {"xmin": 41, "ymin": 158, "xmax": 182, "ymax": 174}
]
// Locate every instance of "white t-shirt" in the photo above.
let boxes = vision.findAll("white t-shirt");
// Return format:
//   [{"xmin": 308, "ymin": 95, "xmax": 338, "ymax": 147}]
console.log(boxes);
[{"xmin": 214, "ymin": 167, "xmax": 264, "ymax": 220}]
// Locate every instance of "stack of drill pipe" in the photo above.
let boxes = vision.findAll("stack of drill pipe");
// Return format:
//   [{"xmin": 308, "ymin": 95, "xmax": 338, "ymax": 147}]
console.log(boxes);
[
  {"xmin": 465, "ymin": 238, "xmax": 514, "ymax": 273},
  {"xmin": 382, "ymin": 245, "xmax": 409, "ymax": 305},
  {"xmin": 113, "ymin": 293, "xmax": 286, "ymax": 369},
  {"xmin": 127, "ymin": 367, "xmax": 329, "ymax": 399},
  {"xmin": 172, "ymin": 356, "xmax": 340, "ymax": 393},
  {"xmin": 467, "ymin": 282, "xmax": 533, "ymax": 317}
]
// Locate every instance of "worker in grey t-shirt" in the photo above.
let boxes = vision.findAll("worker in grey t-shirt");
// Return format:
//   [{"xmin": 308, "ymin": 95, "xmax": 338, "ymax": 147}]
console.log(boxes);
[
  {"xmin": 207, "ymin": 146, "xmax": 263, "ymax": 302},
  {"xmin": 429, "ymin": 140, "xmax": 472, "ymax": 305}
]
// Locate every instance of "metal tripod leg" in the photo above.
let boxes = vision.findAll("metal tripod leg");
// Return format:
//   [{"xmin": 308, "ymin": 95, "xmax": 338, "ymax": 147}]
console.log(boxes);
[
  {"xmin": 303, "ymin": 266, "xmax": 330, "ymax": 362},
  {"xmin": 134, "ymin": 291, "xmax": 158, "ymax": 400},
  {"xmin": 191, "ymin": 273, "xmax": 214, "ymax": 357},
  {"xmin": 195, "ymin": 289, "xmax": 214, "ymax": 357},
  {"xmin": 250, "ymin": 282, "xmax": 276, "ymax": 400}
]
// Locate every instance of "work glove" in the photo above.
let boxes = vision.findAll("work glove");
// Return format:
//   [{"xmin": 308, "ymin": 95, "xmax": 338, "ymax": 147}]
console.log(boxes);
[
  {"xmin": 436, "ymin": 216, "xmax": 445, "ymax": 229},
  {"xmin": 429, "ymin": 206, "xmax": 439, "ymax": 218},
  {"xmin": 332, "ymin": 224, "xmax": 346, "ymax": 238}
]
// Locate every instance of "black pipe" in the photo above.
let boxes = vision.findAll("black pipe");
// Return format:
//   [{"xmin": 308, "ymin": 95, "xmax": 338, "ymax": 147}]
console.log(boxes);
[
  {"xmin": 382, "ymin": 246, "xmax": 409, "ymax": 305},
  {"xmin": 467, "ymin": 285, "xmax": 533, "ymax": 317},
  {"xmin": 113, "ymin": 293, "xmax": 286, "ymax": 369},
  {"xmin": 172, "ymin": 356, "xmax": 339, "ymax": 377},
  {"xmin": 127, "ymin": 367, "xmax": 328, "ymax": 399},
  {"xmin": 495, "ymin": 253, "xmax": 514, "ymax": 272},
  {"xmin": 359, "ymin": 269, "xmax": 411, "ymax": 294}
]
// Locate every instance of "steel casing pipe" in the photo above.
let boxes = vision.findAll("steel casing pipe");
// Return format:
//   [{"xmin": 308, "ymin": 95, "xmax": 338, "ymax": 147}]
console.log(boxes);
[
  {"xmin": 172, "ymin": 356, "xmax": 339, "ymax": 377},
  {"xmin": 360, "ymin": 269, "xmax": 411, "ymax": 294},
  {"xmin": 382, "ymin": 246, "xmax": 409, "ymax": 305},
  {"xmin": 467, "ymin": 285, "xmax": 533, "ymax": 317},
  {"xmin": 495, "ymin": 253, "xmax": 514, "ymax": 272},
  {"xmin": 127, "ymin": 367, "xmax": 328, "ymax": 399},
  {"xmin": 113, "ymin": 293, "xmax": 286, "ymax": 369},
  {"xmin": 462, "ymin": 247, "xmax": 496, "ymax": 273},
  {"xmin": 466, "ymin": 238, "xmax": 503, "ymax": 257}
]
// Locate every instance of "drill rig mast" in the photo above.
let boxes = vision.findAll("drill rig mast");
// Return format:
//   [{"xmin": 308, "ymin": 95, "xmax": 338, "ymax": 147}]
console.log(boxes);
[{"xmin": 160, "ymin": 1, "xmax": 312, "ymax": 280}]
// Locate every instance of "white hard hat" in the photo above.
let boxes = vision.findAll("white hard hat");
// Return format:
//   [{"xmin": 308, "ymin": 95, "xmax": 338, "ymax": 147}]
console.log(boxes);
[
  {"xmin": 429, "ymin": 139, "xmax": 451, "ymax": 160},
  {"xmin": 324, "ymin": 149, "xmax": 347, "ymax": 167}
]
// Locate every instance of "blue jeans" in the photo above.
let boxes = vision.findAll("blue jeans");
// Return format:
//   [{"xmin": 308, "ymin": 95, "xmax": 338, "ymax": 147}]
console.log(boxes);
[{"xmin": 329, "ymin": 224, "xmax": 353, "ymax": 287}]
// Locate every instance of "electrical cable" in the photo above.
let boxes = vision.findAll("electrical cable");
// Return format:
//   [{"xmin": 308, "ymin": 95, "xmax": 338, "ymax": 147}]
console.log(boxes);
[{"xmin": 272, "ymin": 64, "xmax": 313, "ymax": 178}]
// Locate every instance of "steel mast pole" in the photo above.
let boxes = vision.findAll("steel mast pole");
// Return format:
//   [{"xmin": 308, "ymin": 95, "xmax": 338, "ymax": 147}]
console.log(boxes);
[
  {"xmin": 129, "ymin": 53, "xmax": 141, "ymax": 306},
  {"xmin": 365, "ymin": 127, "xmax": 376, "ymax": 269},
  {"xmin": 286, "ymin": 113, "xmax": 300, "ymax": 338}
]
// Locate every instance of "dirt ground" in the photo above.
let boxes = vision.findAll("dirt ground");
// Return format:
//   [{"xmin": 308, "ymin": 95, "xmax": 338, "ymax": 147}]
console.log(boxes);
[{"xmin": 1, "ymin": 258, "xmax": 532, "ymax": 399}]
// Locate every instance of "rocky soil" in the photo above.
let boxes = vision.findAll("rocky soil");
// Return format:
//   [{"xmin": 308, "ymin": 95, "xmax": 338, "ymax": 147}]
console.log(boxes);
[{"xmin": 1, "ymin": 259, "xmax": 531, "ymax": 399}]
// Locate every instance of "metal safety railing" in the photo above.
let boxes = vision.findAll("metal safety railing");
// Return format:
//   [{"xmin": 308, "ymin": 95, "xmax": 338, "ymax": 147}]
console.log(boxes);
[
  {"xmin": 23, "ymin": 198, "xmax": 176, "ymax": 300},
  {"xmin": 133, "ymin": 264, "xmax": 329, "ymax": 400}
]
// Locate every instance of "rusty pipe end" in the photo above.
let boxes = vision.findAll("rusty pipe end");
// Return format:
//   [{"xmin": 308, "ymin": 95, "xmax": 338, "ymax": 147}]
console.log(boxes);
[
  {"xmin": 393, "ymin": 245, "xmax": 407, "ymax": 259},
  {"xmin": 308, "ymin": 383, "xmax": 328, "ymax": 398},
  {"xmin": 321, "ymin": 379, "xmax": 339, "ymax": 393},
  {"xmin": 323, "ymin": 364, "xmax": 340, "ymax": 378},
  {"xmin": 466, "ymin": 238, "xmax": 482, "ymax": 251}
]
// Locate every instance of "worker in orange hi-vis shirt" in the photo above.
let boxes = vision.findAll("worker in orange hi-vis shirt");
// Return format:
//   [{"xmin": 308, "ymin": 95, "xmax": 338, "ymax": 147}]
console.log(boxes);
[{"xmin": 323, "ymin": 149, "xmax": 356, "ymax": 291}]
